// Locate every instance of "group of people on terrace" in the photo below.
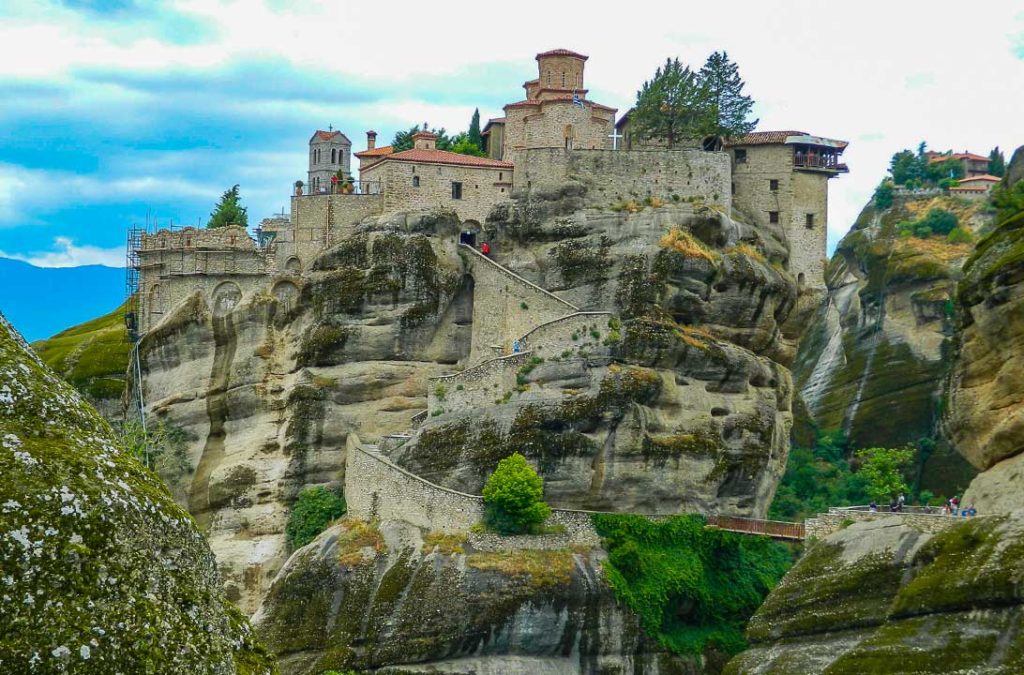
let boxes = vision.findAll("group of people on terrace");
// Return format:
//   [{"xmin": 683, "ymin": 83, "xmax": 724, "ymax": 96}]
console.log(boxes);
[{"xmin": 865, "ymin": 493, "xmax": 978, "ymax": 517}]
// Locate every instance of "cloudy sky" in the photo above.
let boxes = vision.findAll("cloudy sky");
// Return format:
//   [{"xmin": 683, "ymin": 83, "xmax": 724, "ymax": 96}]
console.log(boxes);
[{"xmin": 1, "ymin": 0, "xmax": 1021, "ymax": 268}]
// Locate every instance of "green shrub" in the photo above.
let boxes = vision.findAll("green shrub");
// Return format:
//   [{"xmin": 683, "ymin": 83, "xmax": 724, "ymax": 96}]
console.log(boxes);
[
  {"xmin": 873, "ymin": 180, "xmax": 894, "ymax": 209},
  {"xmin": 482, "ymin": 453, "xmax": 551, "ymax": 534},
  {"xmin": 520, "ymin": 302, "xmax": 529, "ymax": 310},
  {"xmin": 947, "ymin": 227, "xmax": 973, "ymax": 244},
  {"xmin": 434, "ymin": 384, "xmax": 447, "ymax": 399},
  {"xmin": 768, "ymin": 429, "xmax": 869, "ymax": 521},
  {"xmin": 593, "ymin": 514, "xmax": 791, "ymax": 659},
  {"xmin": 920, "ymin": 208, "xmax": 958, "ymax": 235},
  {"xmin": 286, "ymin": 486, "xmax": 347, "ymax": 551},
  {"xmin": 855, "ymin": 446, "xmax": 915, "ymax": 502}
]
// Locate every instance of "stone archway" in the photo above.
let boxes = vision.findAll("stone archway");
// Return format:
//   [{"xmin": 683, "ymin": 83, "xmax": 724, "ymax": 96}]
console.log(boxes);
[
  {"xmin": 272, "ymin": 280, "xmax": 299, "ymax": 312},
  {"xmin": 285, "ymin": 257, "xmax": 302, "ymax": 275},
  {"xmin": 212, "ymin": 281, "xmax": 242, "ymax": 317}
]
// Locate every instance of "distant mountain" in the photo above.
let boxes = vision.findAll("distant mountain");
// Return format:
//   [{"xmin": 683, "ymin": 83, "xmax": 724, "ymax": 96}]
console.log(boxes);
[{"xmin": 0, "ymin": 258, "xmax": 125, "ymax": 342}]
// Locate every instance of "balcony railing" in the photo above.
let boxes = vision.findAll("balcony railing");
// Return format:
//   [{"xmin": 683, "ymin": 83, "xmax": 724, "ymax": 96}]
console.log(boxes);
[
  {"xmin": 296, "ymin": 179, "xmax": 383, "ymax": 196},
  {"xmin": 793, "ymin": 153, "xmax": 848, "ymax": 172}
]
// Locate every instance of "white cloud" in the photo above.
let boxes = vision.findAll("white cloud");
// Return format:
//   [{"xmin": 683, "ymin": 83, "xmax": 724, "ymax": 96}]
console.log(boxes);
[{"xmin": 0, "ymin": 236, "xmax": 123, "ymax": 267}]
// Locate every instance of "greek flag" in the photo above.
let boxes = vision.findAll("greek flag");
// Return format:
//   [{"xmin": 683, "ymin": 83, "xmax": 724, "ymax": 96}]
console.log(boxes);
[{"xmin": 571, "ymin": 90, "xmax": 585, "ymax": 109}]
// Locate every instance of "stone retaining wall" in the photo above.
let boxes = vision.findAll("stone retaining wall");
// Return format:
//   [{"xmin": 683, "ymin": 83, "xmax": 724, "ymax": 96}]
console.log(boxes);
[
  {"xmin": 519, "ymin": 311, "xmax": 613, "ymax": 358},
  {"xmin": 427, "ymin": 352, "xmax": 531, "ymax": 412},
  {"xmin": 805, "ymin": 507, "xmax": 976, "ymax": 539}
]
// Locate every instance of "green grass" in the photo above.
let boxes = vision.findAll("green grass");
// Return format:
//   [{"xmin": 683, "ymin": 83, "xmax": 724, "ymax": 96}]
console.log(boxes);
[{"xmin": 31, "ymin": 303, "xmax": 132, "ymax": 401}]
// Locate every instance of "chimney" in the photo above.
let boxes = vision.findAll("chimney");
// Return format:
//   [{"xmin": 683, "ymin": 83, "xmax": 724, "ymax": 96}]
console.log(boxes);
[
  {"xmin": 412, "ymin": 129, "xmax": 438, "ymax": 150},
  {"xmin": 366, "ymin": 130, "xmax": 377, "ymax": 150}
]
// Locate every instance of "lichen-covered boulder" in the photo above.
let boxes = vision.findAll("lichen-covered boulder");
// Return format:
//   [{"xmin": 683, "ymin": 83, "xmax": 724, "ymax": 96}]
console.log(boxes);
[
  {"xmin": 255, "ymin": 518, "xmax": 693, "ymax": 674},
  {"xmin": 0, "ymin": 313, "xmax": 274, "ymax": 673},
  {"xmin": 726, "ymin": 515, "xmax": 1024, "ymax": 673}
]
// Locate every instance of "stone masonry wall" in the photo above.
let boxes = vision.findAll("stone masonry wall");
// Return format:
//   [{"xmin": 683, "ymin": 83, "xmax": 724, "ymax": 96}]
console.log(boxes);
[
  {"xmin": 804, "ymin": 507, "xmax": 972, "ymax": 539},
  {"xmin": 519, "ymin": 311, "xmax": 613, "ymax": 359},
  {"xmin": 463, "ymin": 245, "xmax": 578, "ymax": 363},
  {"xmin": 503, "ymin": 101, "xmax": 615, "ymax": 160},
  {"xmin": 282, "ymin": 193, "xmax": 384, "ymax": 270},
  {"xmin": 427, "ymin": 352, "xmax": 530, "ymax": 412},
  {"xmin": 364, "ymin": 160, "xmax": 512, "ymax": 224},
  {"xmin": 345, "ymin": 435, "xmax": 602, "ymax": 549},
  {"xmin": 513, "ymin": 148, "xmax": 731, "ymax": 213}
]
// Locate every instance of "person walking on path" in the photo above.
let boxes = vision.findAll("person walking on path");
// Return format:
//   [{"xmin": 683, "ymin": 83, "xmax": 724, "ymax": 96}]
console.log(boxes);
[{"xmin": 481, "ymin": 242, "xmax": 490, "ymax": 256}]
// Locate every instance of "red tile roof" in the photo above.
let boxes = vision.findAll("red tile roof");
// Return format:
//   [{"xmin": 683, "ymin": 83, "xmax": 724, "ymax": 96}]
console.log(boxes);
[
  {"xmin": 930, "ymin": 152, "xmax": 989, "ymax": 164},
  {"xmin": 536, "ymin": 49, "xmax": 588, "ymax": 61},
  {"xmin": 504, "ymin": 95, "xmax": 616, "ymax": 113},
  {"xmin": 724, "ymin": 131, "xmax": 808, "ymax": 146},
  {"xmin": 313, "ymin": 130, "xmax": 342, "ymax": 141},
  {"xmin": 382, "ymin": 148, "xmax": 513, "ymax": 169},
  {"xmin": 354, "ymin": 145, "xmax": 394, "ymax": 158},
  {"xmin": 957, "ymin": 174, "xmax": 1001, "ymax": 183}
]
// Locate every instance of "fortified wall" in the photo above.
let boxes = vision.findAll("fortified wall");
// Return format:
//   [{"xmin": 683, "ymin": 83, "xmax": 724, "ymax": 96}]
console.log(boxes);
[{"xmin": 513, "ymin": 148, "xmax": 732, "ymax": 212}]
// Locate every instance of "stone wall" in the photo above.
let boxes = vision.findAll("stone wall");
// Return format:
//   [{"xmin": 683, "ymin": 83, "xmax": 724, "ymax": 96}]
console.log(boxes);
[
  {"xmin": 427, "ymin": 352, "xmax": 531, "ymax": 412},
  {"xmin": 362, "ymin": 160, "xmax": 512, "ymax": 224},
  {"xmin": 463, "ymin": 244, "xmax": 578, "ymax": 363},
  {"xmin": 503, "ymin": 101, "xmax": 615, "ymax": 160},
  {"xmin": 137, "ymin": 226, "xmax": 273, "ymax": 333},
  {"xmin": 279, "ymin": 193, "xmax": 384, "ymax": 270},
  {"xmin": 804, "ymin": 507, "xmax": 971, "ymax": 539},
  {"xmin": 513, "ymin": 148, "xmax": 731, "ymax": 212},
  {"xmin": 731, "ymin": 145, "xmax": 828, "ymax": 290},
  {"xmin": 519, "ymin": 311, "xmax": 613, "ymax": 358},
  {"xmin": 345, "ymin": 435, "xmax": 602, "ymax": 549}
]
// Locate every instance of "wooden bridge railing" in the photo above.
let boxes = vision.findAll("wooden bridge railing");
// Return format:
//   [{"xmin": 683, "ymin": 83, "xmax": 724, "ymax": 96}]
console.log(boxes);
[{"xmin": 707, "ymin": 515, "xmax": 805, "ymax": 541}]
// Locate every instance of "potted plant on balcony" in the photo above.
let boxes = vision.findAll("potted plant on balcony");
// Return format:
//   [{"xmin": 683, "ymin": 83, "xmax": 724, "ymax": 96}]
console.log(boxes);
[
  {"xmin": 294, "ymin": 180, "xmax": 304, "ymax": 196},
  {"xmin": 340, "ymin": 175, "xmax": 355, "ymax": 195}
]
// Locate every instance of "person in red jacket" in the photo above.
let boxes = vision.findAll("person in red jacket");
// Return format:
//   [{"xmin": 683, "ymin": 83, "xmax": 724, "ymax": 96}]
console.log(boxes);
[{"xmin": 481, "ymin": 242, "xmax": 490, "ymax": 256}]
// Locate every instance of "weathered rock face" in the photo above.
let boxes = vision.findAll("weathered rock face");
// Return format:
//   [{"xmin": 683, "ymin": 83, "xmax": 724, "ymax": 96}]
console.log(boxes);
[
  {"xmin": 0, "ymin": 312, "xmax": 273, "ymax": 673},
  {"xmin": 726, "ymin": 515, "xmax": 1024, "ymax": 673},
  {"xmin": 793, "ymin": 194, "xmax": 982, "ymax": 490},
  {"xmin": 390, "ymin": 200, "xmax": 796, "ymax": 517},
  {"xmin": 255, "ymin": 518, "xmax": 694, "ymax": 675},
  {"xmin": 136, "ymin": 194, "xmax": 801, "ymax": 614},
  {"xmin": 948, "ymin": 209, "xmax": 1024, "ymax": 511}
]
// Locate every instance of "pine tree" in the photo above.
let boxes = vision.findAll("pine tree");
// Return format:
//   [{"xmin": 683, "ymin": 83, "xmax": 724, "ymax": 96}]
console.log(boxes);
[
  {"xmin": 698, "ymin": 51, "xmax": 757, "ymax": 138},
  {"xmin": 207, "ymin": 185, "xmax": 247, "ymax": 229},
  {"xmin": 989, "ymin": 146, "xmax": 1006, "ymax": 177},
  {"xmin": 468, "ymin": 108, "xmax": 482, "ymax": 149},
  {"xmin": 391, "ymin": 124, "xmax": 453, "ymax": 152},
  {"xmin": 630, "ymin": 58, "xmax": 711, "ymax": 149}
]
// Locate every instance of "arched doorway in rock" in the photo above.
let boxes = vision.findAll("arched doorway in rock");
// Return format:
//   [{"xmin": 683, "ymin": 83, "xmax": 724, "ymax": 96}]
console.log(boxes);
[
  {"xmin": 285, "ymin": 257, "xmax": 302, "ymax": 275},
  {"xmin": 459, "ymin": 220, "xmax": 482, "ymax": 247},
  {"xmin": 272, "ymin": 280, "xmax": 299, "ymax": 313}
]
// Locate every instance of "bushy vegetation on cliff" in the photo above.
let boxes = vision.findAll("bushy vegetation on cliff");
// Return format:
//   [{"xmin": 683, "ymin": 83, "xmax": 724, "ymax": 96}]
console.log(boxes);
[
  {"xmin": 592, "ymin": 514, "xmax": 790, "ymax": 661},
  {"xmin": 286, "ymin": 486, "xmax": 348, "ymax": 550},
  {"xmin": 482, "ymin": 452, "xmax": 551, "ymax": 534}
]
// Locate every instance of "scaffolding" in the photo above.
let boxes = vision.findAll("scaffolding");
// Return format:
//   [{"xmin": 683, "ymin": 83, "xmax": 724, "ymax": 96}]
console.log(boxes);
[{"xmin": 125, "ymin": 225, "xmax": 143, "ymax": 343}]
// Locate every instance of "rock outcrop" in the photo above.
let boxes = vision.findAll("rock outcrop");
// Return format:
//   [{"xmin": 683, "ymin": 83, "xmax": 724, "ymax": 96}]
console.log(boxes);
[
  {"xmin": 255, "ymin": 518, "xmax": 694, "ymax": 675},
  {"xmin": 133, "ymin": 194, "xmax": 803, "ymax": 615},
  {"xmin": 948, "ymin": 207, "xmax": 1024, "ymax": 512},
  {"xmin": 726, "ymin": 515, "xmax": 1024, "ymax": 673},
  {"xmin": 0, "ymin": 312, "xmax": 273, "ymax": 673},
  {"xmin": 793, "ymin": 193, "xmax": 983, "ymax": 490}
]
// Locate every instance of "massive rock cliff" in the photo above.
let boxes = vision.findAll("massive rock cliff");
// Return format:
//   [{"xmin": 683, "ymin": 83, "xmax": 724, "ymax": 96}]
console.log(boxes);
[
  {"xmin": 793, "ymin": 193, "xmax": 982, "ymax": 490},
  {"xmin": 254, "ymin": 518, "xmax": 694, "ymax": 675},
  {"xmin": 0, "ymin": 312, "xmax": 273, "ymax": 673},
  {"xmin": 726, "ymin": 515, "xmax": 1024, "ymax": 673},
  {"xmin": 134, "ymin": 191, "xmax": 802, "ymax": 616}
]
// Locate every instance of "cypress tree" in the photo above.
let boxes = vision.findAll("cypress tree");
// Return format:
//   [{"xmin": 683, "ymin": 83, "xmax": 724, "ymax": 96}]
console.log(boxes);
[
  {"xmin": 698, "ymin": 51, "xmax": 757, "ymax": 138},
  {"xmin": 468, "ymin": 108, "xmax": 482, "ymax": 149},
  {"xmin": 207, "ymin": 185, "xmax": 248, "ymax": 229}
]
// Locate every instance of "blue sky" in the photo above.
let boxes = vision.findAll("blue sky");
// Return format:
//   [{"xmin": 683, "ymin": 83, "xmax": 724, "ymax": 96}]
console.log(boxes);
[{"xmin": 1, "ymin": 0, "xmax": 1022, "ymax": 268}]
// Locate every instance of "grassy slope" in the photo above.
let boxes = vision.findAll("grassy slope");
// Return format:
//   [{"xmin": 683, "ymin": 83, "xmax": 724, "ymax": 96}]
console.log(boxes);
[{"xmin": 31, "ymin": 303, "xmax": 132, "ymax": 402}]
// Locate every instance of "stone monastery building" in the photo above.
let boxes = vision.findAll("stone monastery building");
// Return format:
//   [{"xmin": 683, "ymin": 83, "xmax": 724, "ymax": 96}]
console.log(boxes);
[{"xmin": 132, "ymin": 49, "xmax": 848, "ymax": 335}]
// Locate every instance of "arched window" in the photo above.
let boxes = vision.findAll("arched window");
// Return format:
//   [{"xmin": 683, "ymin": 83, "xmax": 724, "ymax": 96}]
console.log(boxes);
[
  {"xmin": 331, "ymin": 148, "xmax": 336, "ymax": 163},
  {"xmin": 561, "ymin": 72, "xmax": 566, "ymax": 87}
]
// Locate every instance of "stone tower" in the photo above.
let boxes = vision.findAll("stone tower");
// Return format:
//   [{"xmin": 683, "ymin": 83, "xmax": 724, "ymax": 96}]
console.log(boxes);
[{"xmin": 308, "ymin": 129, "xmax": 352, "ymax": 194}]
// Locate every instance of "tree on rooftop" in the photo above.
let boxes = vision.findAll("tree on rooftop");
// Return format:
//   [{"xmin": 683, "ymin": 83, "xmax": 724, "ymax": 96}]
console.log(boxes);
[
  {"xmin": 206, "ymin": 185, "xmax": 247, "ymax": 229},
  {"xmin": 989, "ymin": 147, "xmax": 1007, "ymax": 177},
  {"xmin": 630, "ymin": 57, "xmax": 711, "ymax": 149},
  {"xmin": 698, "ymin": 50, "xmax": 757, "ymax": 138}
]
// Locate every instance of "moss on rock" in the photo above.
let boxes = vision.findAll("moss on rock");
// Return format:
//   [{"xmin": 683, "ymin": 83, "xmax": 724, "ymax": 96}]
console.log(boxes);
[{"xmin": 0, "ymin": 311, "xmax": 275, "ymax": 673}]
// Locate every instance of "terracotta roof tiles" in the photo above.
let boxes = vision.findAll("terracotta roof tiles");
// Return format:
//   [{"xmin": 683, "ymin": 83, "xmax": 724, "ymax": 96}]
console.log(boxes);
[
  {"xmin": 536, "ymin": 49, "xmax": 588, "ymax": 60},
  {"xmin": 382, "ymin": 148, "xmax": 513, "ymax": 169},
  {"xmin": 354, "ymin": 145, "xmax": 394, "ymax": 158}
]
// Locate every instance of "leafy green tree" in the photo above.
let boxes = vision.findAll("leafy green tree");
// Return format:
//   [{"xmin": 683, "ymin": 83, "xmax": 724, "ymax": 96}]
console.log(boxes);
[
  {"xmin": 390, "ymin": 124, "xmax": 454, "ymax": 152},
  {"xmin": 889, "ymin": 149, "xmax": 924, "ymax": 186},
  {"xmin": 855, "ymin": 447, "xmax": 914, "ymax": 502},
  {"xmin": 873, "ymin": 180, "xmax": 894, "ymax": 209},
  {"xmin": 926, "ymin": 157, "xmax": 964, "ymax": 183},
  {"xmin": 449, "ymin": 136, "xmax": 485, "ymax": 157},
  {"xmin": 482, "ymin": 452, "xmax": 550, "ymax": 534},
  {"xmin": 697, "ymin": 50, "xmax": 757, "ymax": 138},
  {"xmin": 285, "ymin": 486, "xmax": 347, "ymax": 550},
  {"xmin": 989, "ymin": 146, "xmax": 1006, "ymax": 177},
  {"xmin": 467, "ymin": 108, "xmax": 483, "ymax": 149},
  {"xmin": 630, "ymin": 57, "xmax": 711, "ymax": 148},
  {"xmin": 207, "ymin": 184, "xmax": 248, "ymax": 229},
  {"xmin": 769, "ymin": 430, "xmax": 869, "ymax": 521},
  {"xmin": 920, "ymin": 208, "xmax": 959, "ymax": 235}
]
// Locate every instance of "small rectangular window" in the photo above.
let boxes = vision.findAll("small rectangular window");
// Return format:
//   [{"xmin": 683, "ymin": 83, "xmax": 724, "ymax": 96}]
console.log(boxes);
[
  {"xmin": 452, "ymin": 181, "xmax": 463, "ymax": 200},
  {"xmin": 735, "ymin": 149, "xmax": 747, "ymax": 163},
  {"xmin": 769, "ymin": 179, "xmax": 779, "ymax": 191},
  {"xmin": 806, "ymin": 213, "xmax": 815, "ymax": 228},
  {"xmin": 769, "ymin": 211, "xmax": 779, "ymax": 224},
  {"xmin": 412, "ymin": 175, "xmax": 420, "ymax": 188}
]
